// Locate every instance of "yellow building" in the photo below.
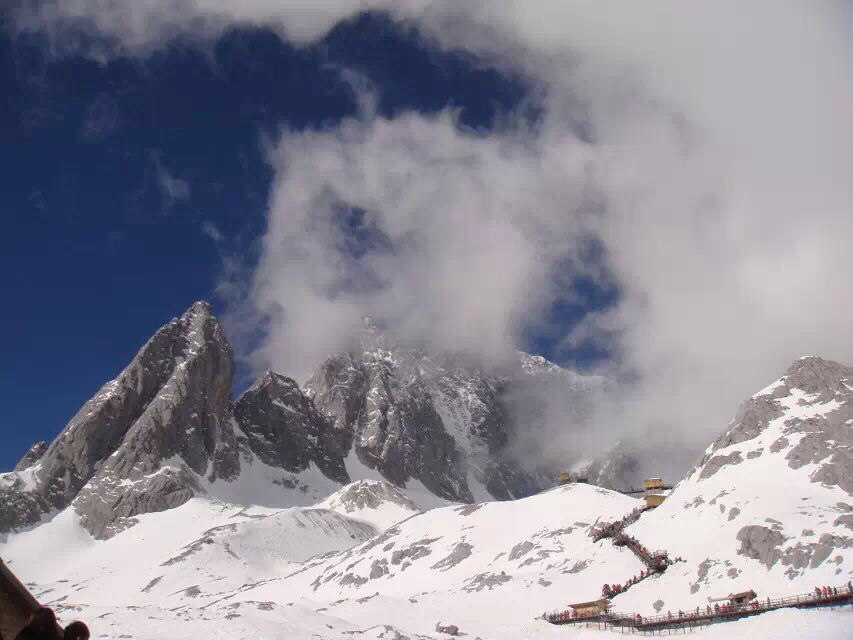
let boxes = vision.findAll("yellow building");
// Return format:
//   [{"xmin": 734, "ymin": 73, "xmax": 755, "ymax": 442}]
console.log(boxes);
[
  {"xmin": 558, "ymin": 471, "xmax": 588, "ymax": 485},
  {"xmin": 644, "ymin": 493, "xmax": 666, "ymax": 508},
  {"xmin": 644, "ymin": 477, "xmax": 664, "ymax": 491},
  {"xmin": 728, "ymin": 590, "xmax": 757, "ymax": 606},
  {"xmin": 568, "ymin": 599, "xmax": 609, "ymax": 617}
]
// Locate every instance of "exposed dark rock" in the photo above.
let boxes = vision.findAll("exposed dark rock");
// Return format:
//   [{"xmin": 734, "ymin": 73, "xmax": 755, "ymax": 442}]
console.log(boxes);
[
  {"xmin": 234, "ymin": 371, "xmax": 350, "ymax": 484},
  {"xmin": 508, "ymin": 541, "xmax": 535, "ymax": 561},
  {"xmin": 369, "ymin": 559, "xmax": 389, "ymax": 579},
  {"xmin": 736, "ymin": 525, "xmax": 784, "ymax": 568},
  {"xmin": 14, "ymin": 441, "xmax": 48, "ymax": 471},
  {"xmin": 770, "ymin": 437, "xmax": 790, "ymax": 453},
  {"xmin": 519, "ymin": 550, "xmax": 558, "ymax": 567},
  {"xmin": 304, "ymin": 328, "xmax": 599, "ymax": 503},
  {"xmin": 690, "ymin": 559, "xmax": 715, "ymax": 594},
  {"xmin": 2, "ymin": 304, "xmax": 609, "ymax": 536},
  {"xmin": 431, "ymin": 542, "xmax": 473, "ymax": 570},
  {"xmin": 391, "ymin": 538, "xmax": 440, "ymax": 565},
  {"xmin": 306, "ymin": 348, "xmax": 475, "ymax": 502},
  {"xmin": 435, "ymin": 622, "xmax": 459, "ymax": 636},
  {"xmin": 1, "ymin": 302, "xmax": 238, "ymax": 537},
  {"xmin": 699, "ymin": 452, "xmax": 743, "ymax": 480},
  {"xmin": 692, "ymin": 357, "xmax": 853, "ymax": 495},
  {"xmin": 328, "ymin": 480, "xmax": 418, "ymax": 515},
  {"xmin": 454, "ymin": 504, "xmax": 483, "ymax": 517},
  {"xmin": 577, "ymin": 448, "xmax": 640, "ymax": 491},
  {"xmin": 141, "ymin": 576, "xmax": 162, "ymax": 593},
  {"xmin": 463, "ymin": 572, "xmax": 511, "ymax": 592},
  {"xmin": 563, "ymin": 560, "xmax": 590, "ymax": 574}
]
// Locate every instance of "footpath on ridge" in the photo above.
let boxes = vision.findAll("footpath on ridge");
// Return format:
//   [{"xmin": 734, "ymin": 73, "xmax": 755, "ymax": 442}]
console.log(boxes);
[{"xmin": 590, "ymin": 505, "xmax": 676, "ymax": 599}]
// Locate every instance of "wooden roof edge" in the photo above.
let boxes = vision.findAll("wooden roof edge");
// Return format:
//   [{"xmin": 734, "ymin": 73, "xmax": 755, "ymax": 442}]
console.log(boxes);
[
  {"xmin": 0, "ymin": 556, "xmax": 41, "ymax": 612},
  {"xmin": 568, "ymin": 598, "xmax": 609, "ymax": 609}
]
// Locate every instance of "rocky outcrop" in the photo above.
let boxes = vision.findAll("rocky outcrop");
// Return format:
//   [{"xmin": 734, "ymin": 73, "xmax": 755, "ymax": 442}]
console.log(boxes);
[
  {"xmin": 693, "ymin": 357, "xmax": 853, "ymax": 493},
  {"xmin": 14, "ymin": 441, "xmax": 48, "ymax": 471},
  {"xmin": 736, "ymin": 525, "xmax": 784, "ymax": 568},
  {"xmin": 234, "ymin": 371, "xmax": 350, "ymax": 484},
  {"xmin": 307, "ymin": 345, "xmax": 474, "ymax": 502},
  {"xmin": 0, "ymin": 302, "xmax": 239, "ymax": 537},
  {"xmin": 576, "ymin": 448, "xmax": 640, "ymax": 491},
  {"xmin": 699, "ymin": 452, "xmax": 744, "ymax": 480},
  {"xmin": 0, "ymin": 304, "xmax": 605, "ymax": 537},
  {"xmin": 650, "ymin": 356, "xmax": 853, "ymax": 600},
  {"xmin": 72, "ymin": 301, "xmax": 240, "ymax": 537},
  {"xmin": 435, "ymin": 622, "xmax": 459, "ymax": 636},
  {"xmin": 303, "ymin": 324, "xmax": 602, "ymax": 503},
  {"xmin": 323, "ymin": 479, "xmax": 418, "ymax": 514}
]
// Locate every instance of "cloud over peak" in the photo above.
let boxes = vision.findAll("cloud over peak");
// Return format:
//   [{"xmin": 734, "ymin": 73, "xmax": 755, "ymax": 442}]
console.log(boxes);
[{"xmin": 15, "ymin": 0, "xmax": 853, "ymax": 457}]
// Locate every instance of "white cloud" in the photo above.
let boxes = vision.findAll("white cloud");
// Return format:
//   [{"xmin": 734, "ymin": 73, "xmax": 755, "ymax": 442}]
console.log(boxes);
[
  {"xmin": 200, "ymin": 220, "xmax": 224, "ymax": 243},
  {"xmin": 16, "ymin": 1, "xmax": 853, "ymax": 461},
  {"xmin": 152, "ymin": 154, "xmax": 190, "ymax": 211},
  {"xmin": 250, "ymin": 109, "xmax": 596, "ymax": 377}
]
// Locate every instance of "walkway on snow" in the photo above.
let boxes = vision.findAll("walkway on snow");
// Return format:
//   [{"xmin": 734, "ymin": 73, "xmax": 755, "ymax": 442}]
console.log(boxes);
[
  {"xmin": 545, "ymin": 584, "xmax": 853, "ymax": 634},
  {"xmin": 590, "ymin": 504, "xmax": 675, "ymax": 598}
]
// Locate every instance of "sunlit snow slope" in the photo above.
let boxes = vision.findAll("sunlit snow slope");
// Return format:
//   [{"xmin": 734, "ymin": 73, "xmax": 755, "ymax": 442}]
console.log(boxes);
[
  {"xmin": 615, "ymin": 357, "xmax": 852, "ymax": 615},
  {"xmin": 1, "ymin": 357, "xmax": 851, "ymax": 640}
]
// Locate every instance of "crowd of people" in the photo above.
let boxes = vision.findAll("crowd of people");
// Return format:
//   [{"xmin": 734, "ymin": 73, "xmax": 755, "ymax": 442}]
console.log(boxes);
[
  {"xmin": 601, "ymin": 568, "xmax": 655, "ymax": 598},
  {"xmin": 591, "ymin": 506, "xmax": 649, "ymax": 542},
  {"xmin": 2, "ymin": 607, "xmax": 89, "ymax": 640},
  {"xmin": 547, "ymin": 582, "xmax": 853, "ymax": 629},
  {"xmin": 814, "ymin": 584, "xmax": 848, "ymax": 599}
]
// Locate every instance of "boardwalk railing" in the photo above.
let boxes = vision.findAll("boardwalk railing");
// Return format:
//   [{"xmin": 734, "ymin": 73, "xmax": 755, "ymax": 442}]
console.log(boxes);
[
  {"xmin": 590, "ymin": 506, "xmax": 674, "ymax": 600},
  {"xmin": 545, "ymin": 584, "xmax": 853, "ymax": 632}
]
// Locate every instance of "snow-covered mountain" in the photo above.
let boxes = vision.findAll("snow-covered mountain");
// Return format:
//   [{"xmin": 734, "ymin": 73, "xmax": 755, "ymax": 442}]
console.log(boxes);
[
  {"xmin": 304, "ymin": 318, "xmax": 606, "ymax": 503},
  {"xmin": 1, "ymin": 465, "xmax": 849, "ymax": 639},
  {"xmin": 0, "ymin": 301, "xmax": 603, "ymax": 538},
  {"xmin": 1, "ymin": 302, "xmax": 850, "ymax": 639},
  {"xmin": 614, "ymin": 356, "xmax": 852, "ymax": 614},
  {"xmin": 0, "ymin": 301, "xmax": 241, "ymax": 538}
]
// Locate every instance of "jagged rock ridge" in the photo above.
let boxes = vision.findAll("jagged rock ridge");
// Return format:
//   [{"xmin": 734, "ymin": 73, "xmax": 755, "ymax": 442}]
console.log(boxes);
[
  {"xmin": 1, "ymin": 302, "xmax": 604, "ymax": 538},
  {"xmin": 1, "ymin": 302, "xmax": 241, "ymax": 537},
  {"xmin": 233, "ymin": 371, "xmax": 351, "ymax": 484},
  {"xmin": 304, "ymin": 323, "xmax": 605, "ymax": 502}
]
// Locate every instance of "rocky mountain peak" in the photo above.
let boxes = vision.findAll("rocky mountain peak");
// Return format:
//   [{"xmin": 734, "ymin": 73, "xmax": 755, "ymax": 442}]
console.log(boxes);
[
  {"xmin": 690, "ymin": 356, "xmax": 852, "ymax": 494},
  {"xmin": 234, "ymin": 369, "xmax": 350, "ymax": 484},
  {"xmin": 0, "ymin": 300, "xmax": 609, "ymax": 539},
  {"xmin": 636, "ymin": 356, "xmax": 852, "ymax": 594},
  {"xmin": 782, "ymin": 356, "xmax": 851, "ymax": 397},
  {"xmin": 0, "ymin": 301, "xmax": 238, "ymax": 537}
]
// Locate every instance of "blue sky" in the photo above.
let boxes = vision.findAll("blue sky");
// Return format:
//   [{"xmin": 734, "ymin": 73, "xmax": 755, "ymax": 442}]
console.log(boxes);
[
  {"xmin": 1, "ymin": 13, "xmax": 611, "ymax": 470},
  {"xmin": 4, "ymin": 3, "xmax": 851, "ymax": 472}
]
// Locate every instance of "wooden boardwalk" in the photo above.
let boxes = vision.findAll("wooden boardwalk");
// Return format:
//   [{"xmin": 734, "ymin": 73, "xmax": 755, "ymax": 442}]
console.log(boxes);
[
  {"xmin": 590, "ymin": 506, "xmax": 676, "ymax": 599},
  {"xmin": 545, "ymin": 585, "xmax": 853, "ymax": 634}
]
